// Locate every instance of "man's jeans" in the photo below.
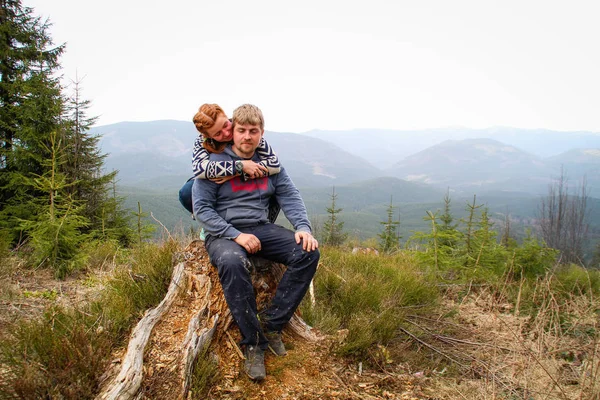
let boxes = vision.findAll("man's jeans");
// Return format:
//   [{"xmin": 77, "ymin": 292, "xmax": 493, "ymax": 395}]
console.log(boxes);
[{"xmin": 205, "ymin": 223, "xmax": 319, "ymax": 349}]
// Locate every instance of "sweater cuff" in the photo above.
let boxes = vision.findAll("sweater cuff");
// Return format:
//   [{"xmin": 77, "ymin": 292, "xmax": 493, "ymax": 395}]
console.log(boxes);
[
  {"xmin": 295, "ymin": 225, "xmax": 311, "ymax": 234},
  {"xmin": 223, "ymin": 227, "xmax": 242, "ymax": 240}
]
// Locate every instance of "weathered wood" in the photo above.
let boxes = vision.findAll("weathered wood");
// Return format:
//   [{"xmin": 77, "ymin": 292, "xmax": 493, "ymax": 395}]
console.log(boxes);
[
  {"xmin": 178, "ymin": 274, "xmax": 218, "ymax": 399},
  {"xmin": 179, "ymin": 310, "xmax": 218, "ymax": 399},
  {"xmin": 96, "ymin": 262, "xmax": 187, "ymax": 400},
  {"xmin": 96, "ymin": 245, "xmax": 322, "ymax": 399},
  {"xmin": 289, "ymin": 312, "xmax": 323, "ymax": 341}
]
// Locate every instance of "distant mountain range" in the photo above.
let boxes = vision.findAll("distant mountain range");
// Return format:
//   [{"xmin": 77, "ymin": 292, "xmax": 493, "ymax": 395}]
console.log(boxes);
[
  {"xmin": 387, "ymin": 138, "xmax": 555, "ymax": 193},
  {"xmin": 91, "ymin": 121, "xmax": 599, "ymax": 198},
  {"xmin": 304, "ymin": 126, "xmax": 600, "ymax": 169}
]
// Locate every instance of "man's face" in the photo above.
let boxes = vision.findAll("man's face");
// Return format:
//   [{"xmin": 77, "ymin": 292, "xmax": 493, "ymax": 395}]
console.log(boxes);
[
  {"xmin": 205, "ymin": 114, "xmax": 233, "ymax": 142},
  {"xmin": 232, "ymin": 123, "xmax": 264, "ymax": 158}
]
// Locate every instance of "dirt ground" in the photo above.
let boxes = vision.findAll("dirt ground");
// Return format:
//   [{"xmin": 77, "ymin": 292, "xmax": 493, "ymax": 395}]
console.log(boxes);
[{"xmin": 1, "ymin": 244, "xmax": 598, "ymax": 400}]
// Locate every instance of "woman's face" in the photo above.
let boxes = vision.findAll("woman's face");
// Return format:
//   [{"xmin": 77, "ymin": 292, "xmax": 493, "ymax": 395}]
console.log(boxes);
[{"xmin": 205, "ymin": 114, "xmax": 233, "ymax": 142}]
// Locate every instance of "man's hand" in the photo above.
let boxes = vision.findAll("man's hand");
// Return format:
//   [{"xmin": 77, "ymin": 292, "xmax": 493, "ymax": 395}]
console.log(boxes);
[
  {"xmin": 242, "ymin": 160, "xmax": 268, "ymax": 179},
  {"xmin": 234, "ymin": 233, "xmax": 262, "ymax": 254},
  {"xmin": 295, "ymin": 231, "xmax": 319, "ymax": 252}
]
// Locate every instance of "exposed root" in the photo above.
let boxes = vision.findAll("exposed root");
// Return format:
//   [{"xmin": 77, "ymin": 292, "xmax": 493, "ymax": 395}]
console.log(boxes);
[{"xmin": 97, "ymin": 262, "xmax": 187, "ymax": 400}]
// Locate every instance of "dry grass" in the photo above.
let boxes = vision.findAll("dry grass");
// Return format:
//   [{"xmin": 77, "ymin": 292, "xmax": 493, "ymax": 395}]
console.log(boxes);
[{"xmin": 397, "ymin": 277, "xmax": 600, "ymax": 400}]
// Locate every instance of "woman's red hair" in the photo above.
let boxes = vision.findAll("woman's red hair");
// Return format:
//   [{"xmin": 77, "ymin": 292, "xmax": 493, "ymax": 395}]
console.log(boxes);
[{"xmin": 192, "ymin": 103, "xmax": 228, "ymax": 153}]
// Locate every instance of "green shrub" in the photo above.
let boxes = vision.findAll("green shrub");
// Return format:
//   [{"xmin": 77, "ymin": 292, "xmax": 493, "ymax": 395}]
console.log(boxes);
[
  {"xmin": 79, "ymin": 238, "xmax": 125, "ymax": 271},
  {"xmin": 513, "ymin": 234, "xmax": 559, "ymax": 278},
  {"xmin": 93, "ymin": 240, "xmax": 178, "ymax": 337},
  {"xmin": 552, "ymin": 264, "xmax": 600, "ymax": 297},
  {"xmin": 1, "ymin": 306, "xmax": 112, "ymax": 399},
  {"xmin": 301, "ymin": 248, "xmax": 437, "ymax": 361}
]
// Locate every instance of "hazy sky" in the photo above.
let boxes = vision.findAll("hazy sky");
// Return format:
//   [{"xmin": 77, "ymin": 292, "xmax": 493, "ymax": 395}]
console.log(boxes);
[{"xmin": 28, "ymin": 0, "xmax": 600, "ymax": 133}]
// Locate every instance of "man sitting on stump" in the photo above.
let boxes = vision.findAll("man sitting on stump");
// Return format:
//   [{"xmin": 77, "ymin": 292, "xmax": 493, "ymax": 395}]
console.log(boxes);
[{"xmin": 192, "ymin": 104, "xmax": 319, "ymax": 381}]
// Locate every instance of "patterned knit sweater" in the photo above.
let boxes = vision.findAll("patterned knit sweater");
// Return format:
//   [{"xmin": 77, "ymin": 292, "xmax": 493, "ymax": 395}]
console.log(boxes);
[{"xmin": 192, "ymin": 136, "xmax": 280, "ymax": 179}]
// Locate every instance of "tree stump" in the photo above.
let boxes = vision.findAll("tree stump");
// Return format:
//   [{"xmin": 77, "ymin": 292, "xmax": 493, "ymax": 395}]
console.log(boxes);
[{"xmin": 96, "ymin": 240, "xmax": 320, "ymax": 400}]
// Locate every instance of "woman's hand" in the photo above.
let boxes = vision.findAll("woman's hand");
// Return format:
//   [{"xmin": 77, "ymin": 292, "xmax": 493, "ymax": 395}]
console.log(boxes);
[
  {"xmin": 210, "ymin": 176, "xmax": 234, "ymax": 184},
  {"xmin": 242, "ymin": 160, "xmax": 268, "ymax": 179}
]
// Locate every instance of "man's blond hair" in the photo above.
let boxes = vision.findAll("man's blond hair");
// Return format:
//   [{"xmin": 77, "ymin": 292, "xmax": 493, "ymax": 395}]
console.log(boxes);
[{"xmin": 232, "ymin": 104, "xmax": 264, "ymax": 130}]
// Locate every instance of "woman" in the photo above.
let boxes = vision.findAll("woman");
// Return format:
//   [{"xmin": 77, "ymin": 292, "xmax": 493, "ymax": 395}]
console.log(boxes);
[{"xmin": 179, "ymin": 103, "xmax": 281, "ymax": 215}]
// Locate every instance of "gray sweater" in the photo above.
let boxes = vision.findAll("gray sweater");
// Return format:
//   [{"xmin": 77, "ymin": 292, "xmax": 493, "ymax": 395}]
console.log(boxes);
[{"xmin": 192, "ymin": 146, "xmax": 312, "ymax": 239}]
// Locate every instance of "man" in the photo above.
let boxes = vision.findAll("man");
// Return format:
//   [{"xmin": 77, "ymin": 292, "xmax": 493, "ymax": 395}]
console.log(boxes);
[{"xmin": 192, "ymin": 104, "xmax": 319, "ymax": 381}]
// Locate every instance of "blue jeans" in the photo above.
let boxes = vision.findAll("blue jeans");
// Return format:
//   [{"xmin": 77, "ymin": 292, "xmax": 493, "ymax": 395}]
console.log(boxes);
[{"xmin": 205, "ymin": 223, "xmax": 319, "ymax": 348}]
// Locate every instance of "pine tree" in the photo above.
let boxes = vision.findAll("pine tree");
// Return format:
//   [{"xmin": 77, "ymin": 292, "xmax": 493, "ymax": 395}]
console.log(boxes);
[
  {"xmin": 62, "ymin": 76, "xmax": 121, "ymax": 235},
  {"xmin": 0, "ymin": 0, "xmax": 65, "ymax": 239},
  {"xmin": 439, "ymin": 188, "xmax": 460, "ymax": 247},
  {"xmin": 412, "ymin": 210, "xmax": 462, "ymax": 271},
  {"xmin": 0, "ymin": 4, "xmax": 132, "ymax": 250},
  {"xmin": 413, "ymin": 211, "xmax": 441, "ymax": 269},
  {"xmin": 19, "ymin": 130, "xmax": 88, "ymax": 277},
  {"xmin": 378, "ymin": 196, "xmax": 400, "ymax": 253},
  {"xmin": 322, "ymin": 186, "xmax": 347, "ymax": 246},
  {"xmin": 469, "ymin": 208, "xmax": 506, "ymax": 272},
  {"xmin": 411, "ymin": 192, "xmax": 464, "ymax": 272},
  {"xmin": 99, "ymin": 176, "xmax": 134, "ymax": 245},
  {"xmin": 132, "ymin": 202, "xmax": 155, "ymax": 245},
  {"xmin": 461, "ymin": 195, "xmax": 484, "ymax": 266}
]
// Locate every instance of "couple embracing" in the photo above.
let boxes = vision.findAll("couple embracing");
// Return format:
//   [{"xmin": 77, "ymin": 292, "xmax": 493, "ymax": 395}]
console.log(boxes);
[{"xmin": 183, "ymin": 103, "xmax": 319, "ymax": 381}]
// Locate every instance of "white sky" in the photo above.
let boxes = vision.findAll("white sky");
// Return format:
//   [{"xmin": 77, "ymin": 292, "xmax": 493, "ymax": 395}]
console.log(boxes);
[{"xmin": 28, "ymin": 0, "xmax": 600, "ymax": 133}]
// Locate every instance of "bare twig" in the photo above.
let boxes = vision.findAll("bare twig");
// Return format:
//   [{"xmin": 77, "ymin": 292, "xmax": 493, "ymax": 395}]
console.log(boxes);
[
  {"xmin": 150, "ymin": 212, "xmax": 174, "ymax": 242},
  {"xmin": 404, "ymin": 318, "xmax": 516, "ymax": 353},
  {"xmin": 515, "ymin": 268, "xmax": 524, "ymax": 317},
  {"xmin": 225, "ymin": 330, "xmax": 244, "ymax": 360},
  {"xmin": 407, "ymin": 314, "xmax": 467, "ymax": 331},
  {"xmin": 434, "ymin": 334, "xmax": 516, "ymax": 353},
  {"xmin": 331, "ymin": 372, "xmax": 366, "ymax": 399},
  {"xmin": 222, "ymin": 314, "xmax": 233, "ymax": 332},
  {"xmin": 398, "ymin": 326, "xmax": 467, "ymax": 368}
]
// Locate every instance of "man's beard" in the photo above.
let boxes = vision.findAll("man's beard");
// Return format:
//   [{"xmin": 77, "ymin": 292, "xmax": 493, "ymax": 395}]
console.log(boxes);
[{"xmin": 236, "ymin": 142, "xmax": 255, "ymax": 155}]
